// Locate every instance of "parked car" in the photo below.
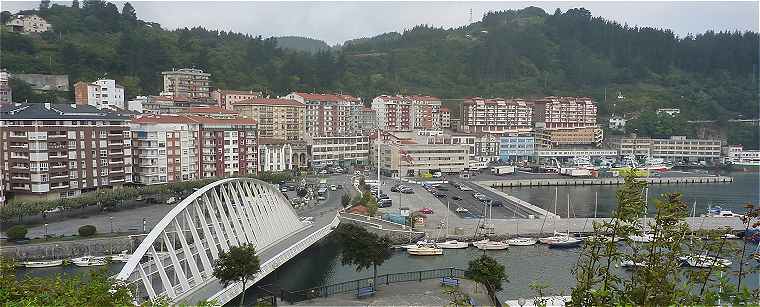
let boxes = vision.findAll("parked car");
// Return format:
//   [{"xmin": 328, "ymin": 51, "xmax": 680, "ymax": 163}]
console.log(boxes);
[
  {"xmin": 319, "ymin": 170, "xmax": 328, "ymax": 175},
  {"xmin": 401, "ymin": 188, "xmax": 415, "ymax": 194},
  {"xmin": 419, "ymin": 207, "xmax": 434, "ymax": 214},
  {"xmin": 318, "ymin": 195, "xmax": 326, "ymax": 201},
  {"xmin": 437, "ymin": 186, "xmax": 449, "ymax": 191},
  {"xmin": 337, "ymin": 184, "xmax": 343, "ymax": 189},
  {"xmin": 459, "ymin": 185, "xmax": 473, "ymax": 191},
  {"xmin": 166, "ymin": 197, "xmax": 177, "ymax": 204},
  {"xmin": 433, "ymin": 192, "xmax": 447, "ymax": 198},
  {"xmin": 44, "ymin": 206, "xmax": 64, "ymax": 214},
  {"xmin": 280, "ymin": 186, "xmax": 289, "ymax": 192},
  {"xmin": 452, "ymin": 196, "xmax": 462, "ymax": 201},
  {"xmin": 491, "ymin": 200, "xmax": 503, "ymax": 207},
  {"xmin": 379, "ymin": 199, "xmax": 392, "ymax": 208},
  {"xmin": 473, "ymin": 192, "xmax": 485, "ymax": 199},
  {"xmin": 390, "ymin": 185, "xmax": 400, "ymax": 192},
  {"xmin": 330, "ymin": 185, "xmax": 337, "ymax": 191}
]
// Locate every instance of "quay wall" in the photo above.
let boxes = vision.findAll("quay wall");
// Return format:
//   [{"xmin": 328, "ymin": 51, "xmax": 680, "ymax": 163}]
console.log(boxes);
[{"xmin": 481, "ymin": 176, "xmax": 733, "ymax": 188}]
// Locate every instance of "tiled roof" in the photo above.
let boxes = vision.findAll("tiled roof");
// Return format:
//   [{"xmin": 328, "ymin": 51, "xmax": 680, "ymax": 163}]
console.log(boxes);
[
  {"xmin": 218, "ymin": 89, "xmax": 262, "ymax": 96},
  {"xmin": 440, "ymin": 107, "xmax": 450, "ymax": 112},
  {"xmin": 235, "ymin": 98, "xmax": 305, "ymax": 107},
  {"xmin": 293, "ymin": 92, "xmax": 360, "ymax": 102},
  {"xmin": 407, "ymin": 95, "xmax": 440, "ymax": 101},
  {"xmin": 0, "ymin": 103, "xmax": 128, "ymax": 120},
  {"xmin": 183, "ymin": 106, "xmax": 239, "ymax": 114},
  {"xmin": 258, "ymin": 137, "xmax": 290, "ymax": 145}
]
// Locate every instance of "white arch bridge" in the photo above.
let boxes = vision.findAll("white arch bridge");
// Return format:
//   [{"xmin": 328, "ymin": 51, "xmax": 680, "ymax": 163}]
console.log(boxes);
[{"xmin": 116, "ymin": 178, "xmax": 340, "ymax": 305}]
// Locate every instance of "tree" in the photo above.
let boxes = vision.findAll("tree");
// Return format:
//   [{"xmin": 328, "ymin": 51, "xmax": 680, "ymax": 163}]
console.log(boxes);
[
  {"xmin": 121, "ymin": 2, "xmax": 136, "ymax": 21},
  {"xmin": 72, "ymin": 0, "xmax": 79, "ymax": 8},
  {"xmin": 465, "ymin": 254, "xmax": 508, "ymax": 299},
  {"xmin": 341, "ymin": 193, "xmax": 351, "ymax": 207},
  {"xmin": 6, "ymin": 225, "xmax": 28, "ymax": 241},
  {"xmin": 78, "ymin": 224, "xmax": 97, "ymax": 237},
  {"xmin": 39, "ymin": 0, "xmax": 51, "ymax": 11},
  {"xmin": 212, "ymin": 243, "xmax": 261, "ymax": 307},
  {"xmin": 334, "ymin": 224, "xmax": 393, "ymax": 285},
  {"xmin": 365, "ymin": 197, "xmax": 379, "ymax": 217}
]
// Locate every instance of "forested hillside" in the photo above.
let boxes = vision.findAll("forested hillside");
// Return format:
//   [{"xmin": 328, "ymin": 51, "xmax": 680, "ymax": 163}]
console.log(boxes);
[
  {"xmin": 275, "ymin": 36, "xmax": 331, "ymax": 53},
  {"xmin": 2, "ymin": 2, "xmax": 758, "ymax": 124}
]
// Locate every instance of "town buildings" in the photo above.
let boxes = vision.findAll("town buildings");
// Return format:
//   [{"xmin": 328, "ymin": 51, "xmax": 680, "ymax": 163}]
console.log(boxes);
[
  {"xmin": 374, "ymin": 131, "xmax": 470, "ymax": 176},
  {"xmin": 0, "ymin": 103, "xmax": 132, "ymax": 200},
  {"xmin": 4, "ymin": 14, "xmax": 51, "ymax": 33},
  {"xmin": 356, "ymin": 107, "xmax": 377, "ymax": 133},
  {"xmin": 74, "ymin": 79, "xmax": 126, "ymax": 110},
  {"xmin": 308, "ymin": 135, "xmax": 370, "ymax": 168},
  {"xmin": 460, "ymin": 97, "xmax": 533, "ymax": 134},
  {"xmin": 543, "ymin": 127, "xmax": 604, "ymax": 148},
  {"xmin": 130, "ymin": 114, "xmax": 258, "ymax": 185},
  {"xmin": 657, "ymin": 108, "xmax": 681, "ymax": 116},
  {"xmin": 285, "ymin": 92, "xmax": 363, "ymax": 137},
  {"xmin": 722, "ymin": 145, "xmax": 760, "ymax": 166},
  {"xmin": 499, "ymin": 134, "xmax": 536, "ymax": 162},
  {"xmin": 608, "ymin": 116, "xmax": 626, "ymax": 130},
  {"xmin": 160, "ymin": 68, "xmax": 211, "ymax": 102},
  {"xmin": 535, "ymin": 96, "xmax": 597, "ymax": 129},
  {"xmin": 0, "ymin": 70, "xmax": 11, "ymax": 105},
  {"xmin": 425, "ymin": 133, "xmax": 499, "ymax": 169},
  {"xmin": 612, "ymin": 136, "xmax": 722, "ymax": 162},
  {"xmin": 440, "ymin": 107, "xmax": 451, "ymax": 129},
  {"xmin": 371, "ymin": 95, "xmax": 445, "ymax": 132},
  {"xmin": 212, "ymin": 89, "xmax": 262, "ymax": 110},
  {"xmin": 258, "ymin": 138, "xmax": 293, "ymax": 172},
  {"xmin": 232, "ymin": 98, "xmax": 305, "ymax": 141}
]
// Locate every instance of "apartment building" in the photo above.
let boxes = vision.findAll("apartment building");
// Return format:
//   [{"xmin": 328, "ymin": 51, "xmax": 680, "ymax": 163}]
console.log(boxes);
[
  {"xmin": 460, "ymin": 97, "xmax": 534, "ymax": 134},
  {"xmin": 425, "ymin": 133, "xmax": 499, "ymax": 169},
  {"xmin": 0, "ymin": 103, "xmax": 132, "ymax": 200},
  {"xmin": 534, "ymin": 96, "xmax": 597, "ymax": 129},
  {"xmin": 356, "ymin": 107, "xmax": 377, "ymax": 133},
  {"xmin": 613, "ymin": 136, "xmax": 723, "ymax": 162},
  {"xmin": 371, "ymin": 95, "xmax": 445, "ymax": 131},
  {"xmin": 74, "ymin": 79, "xmax": 126, "ymax": 110},
  {"xmin": 440, "ymin": 107, "xmax": 451, "ymax": 129},
  {"xmin": 374, "ymin": 135, "xmax": 469, "ymax": 177},
  {"xmin": 285, "ymin": 92, "xmax": 363, "ymax": 136},
  {"xmin": 5, "ymin": 14, "xmax": 51, "ymax": 33},
  {"xmin": 258, "ymin": 138, "xmax": 293, "ymax": 172},
  {"xmin": 499, "ymin": 134, "xmax": 536, "ymax": 161},
  {"xmin": 130, "ymin": 114, "xmax": 258, "ymax": 185},
  {"xmin": 308, "ymin": 135, "xmax": 370, "ymax": 168},
  {"xmin": 160, "ymin": 68, "xmax": 211, "ymax": 102},
  {"xmin": 723, "ymin": 145, "xmax": 760, "ymax": 165},
  {"xmin": 233, "ymin": 98, "xmax": 305, "ymax": 141},
  {"xmin": 546, "ymin": 127, "xmax": 603, "ymax": 147},
  {"xmin": 212, "ymin": 89, "xmax": 262, "ymax": 110},
  {"xmin": 0, "ymin": 70, "xmax": 11, "ymax": 105}
]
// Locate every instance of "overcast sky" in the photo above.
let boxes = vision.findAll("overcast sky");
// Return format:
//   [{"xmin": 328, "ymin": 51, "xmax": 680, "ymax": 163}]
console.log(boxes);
[{"xmin": 4, "ymin": 1, "xmax": 758, "ymax": 45}]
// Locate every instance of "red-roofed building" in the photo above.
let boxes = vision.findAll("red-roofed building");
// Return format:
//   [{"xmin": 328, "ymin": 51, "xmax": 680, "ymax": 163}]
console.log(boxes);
[
  {"xmin": 233, "ymin": 98, "xmax": 305, "ymax": 141},
  {"xmin": 461, "ymin": 97, "xmax": 534, "ymax": 134},
  {"xmin": 371, "ymin": 94, "xmax": 443, "ymax": 131},
  {"xmin": 130, "ymin": 114, "xmax": 258, "ymax": 184},
  {"xmin": 211, "ymin": 89, "xmax": 262, "ymax": 110},
  {"xmin": 285, "ymin": 92, "xmax": 363, "ymax": 137},
  {"xmin": 180, "ymin": 106, "xmax": 239, "ymax": 119}
]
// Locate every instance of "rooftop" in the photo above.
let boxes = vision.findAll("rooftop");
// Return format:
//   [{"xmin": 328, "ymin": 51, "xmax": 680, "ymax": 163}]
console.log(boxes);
[
  {"xmin": 131, "ymin": 114, "xmax": 256, "ymax": 125},
  {"xmin": 0, "ymin": 103, "xmax": 128, "ymax": 120},
  {"xmin": 235, "ymin": 98, "xmax": 305, "ymax": 107},
  {"xmin": 292, "ymin": 92, "xmax": 360, "ymax": 102}
]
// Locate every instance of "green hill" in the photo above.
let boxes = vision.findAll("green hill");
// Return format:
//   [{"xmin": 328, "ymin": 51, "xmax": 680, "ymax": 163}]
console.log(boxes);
[
  {"xmin": 275, "ymin": 36, "xmax": 331, "ymax": 53},
  {"xmin": 2, "ymin": 2, "xmax": 757, "ymax": 126}
]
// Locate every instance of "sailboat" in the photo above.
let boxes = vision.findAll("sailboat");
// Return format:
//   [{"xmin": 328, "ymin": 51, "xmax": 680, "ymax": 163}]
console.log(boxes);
[
  {"xmin": 539, "ymin": 188, "xmax": 564, "ymax": 244},
  {"xmin": 407, "ymin": 241, "xmax": 444, "ymax": 256},
  {"xmin": 108, "ymin": 250, "xmax": 132, "ymax": 263},
  {"xmin": 546, "ymin": 194, "xmax": 582, "ymax": 248},
  {"xmin": 474, "ymin": 202, "xmax": 509, "ymax": 250},
  {"xmin": 629, "ymin": 188, "xmax": 653, "ymax": 243},
  {"xmin": 71, "ymin": 255, "xmax": 107, "ymax": 267},
  {"xmin": 438, "ymin": 201, "xmax": 469, "ymax": 249},
  {"xmin": 22, "ymin": 246, "xmax": 64, "ymax": 268},
  {"xmin": 680, "ymin": 254, "xmax": 732, "ymax": 268},
  {"xmin": 507, "ymin": 212, "xmax": 537, "ymax": 246}
]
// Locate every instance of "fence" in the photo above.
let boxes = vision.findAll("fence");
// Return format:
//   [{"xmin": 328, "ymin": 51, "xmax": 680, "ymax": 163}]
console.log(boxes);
[{"xmin": 280, "ymin": 267, "xmax": 466, "ymax": 303}]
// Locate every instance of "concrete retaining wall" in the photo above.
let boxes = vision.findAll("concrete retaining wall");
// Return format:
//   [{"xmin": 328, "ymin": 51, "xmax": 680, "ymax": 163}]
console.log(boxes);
[
  {"xmin": 338, "ymin": 213, "xmax": 425, "ymax": 244},
  {"xmin": 1, "ymin": 235, "xmax": 145, "ymax": 261},
  {"xmin": 481, "ymin": 176, "xmax": 733, "ymax": 188}
]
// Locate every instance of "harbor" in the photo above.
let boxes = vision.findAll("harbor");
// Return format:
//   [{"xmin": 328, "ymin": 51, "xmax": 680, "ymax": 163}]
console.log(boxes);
[{"xmin": 480, "ymin": 175, "xmax": 734, "ymax": 188}]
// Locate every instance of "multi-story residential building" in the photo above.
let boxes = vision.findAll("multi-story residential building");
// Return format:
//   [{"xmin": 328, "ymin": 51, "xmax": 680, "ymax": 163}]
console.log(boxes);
[
  {"xmin": 613, "ymin": 136, "xmax": 722, "ymax": 162},
  {"xmin": 499, "ymin": 134, "xmax": 535, "ymax": 162},
  {"xmin": 372, "ymin": 95, "xmax": 412, "ymax": 131},
  {"xmin": 130, "ymin": 114, "xmax": 258, "ymax": 185},
  {"xmin": 160, "ymin": 68, "xmax": 211, "ymax": 102},
  {"xmin": 373, "ymin": 133, "xmax": 469, "ymax": 177},
  {"xmin": 258, "ymin": 138, "xmax": 293, "ymax": 172},
  {"xmin": 233, "ymin": 98, "xmax": 305, "ymax": 141},
  {"xmin": 657, "ymin": 108, "xmax": 681, "ymax": 116},
  {"xmin": 440, "ymin": 107, "xmax": 451, "ymax": 129},
  {"xmin": 0, "ymin": 69, "xmax": 11, "ymax": 105},
  {"xmin": 0, "ymin": 103, "xmax": 132, "ymax": 200},
  {"xmin": 356, "ymin": 107, "xmax": 377, "ymax": 133},
  {"xmin": 722, "ymin": 145, "xmax": 760, "ymax": 166},
  {"xmin": 308, "ymin": 135, "xmax": 370, "ymax": 168},
  {"xmin": 545, "ymin": 127, "xmax": 603, "ymax": 148},
  {"xmin": 285, "ymin": 92, "xmax": 363, "ymax": 136},
  {"xmin": 212, "ymin": 89, "xmax": 262, "ymax": 110},
  {"xmin": 14, "ymin": 74, "xmax": 69, "ymax": 92},
  {"xmin": 609, "ymin": 116, "xmax": 626, "ymax": 130},
  {"xmin": 371, "ymin": 95, "xmax": 444, "ymax": 131},
  {"xmin": 460, "ymin": 97, "xmax": 534, "ymax": 134},
  {"xmin": 4, "ymin": 14, "xmax": 51, "ymax": 33},
  {"xmin": 534, "ymin": 96, "xmax": 597, "ymax": 129},
  {"xmin": 74, "ymin": 79, "xmax": 126, "ymax": 110},
  {"xmin": 180, "ymin": 106, "xmax": 239, "ymax": 119}
]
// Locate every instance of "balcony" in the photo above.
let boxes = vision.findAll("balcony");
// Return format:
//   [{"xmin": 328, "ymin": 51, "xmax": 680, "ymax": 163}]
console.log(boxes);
[
  {"xmin": 9, "ymin": 144, "xmax": 28, "ymax": 149},
  {"xmin": 50, "ymin": 184, "xmax": 69, "ymax": 190},
  {"xmin": 11, "ymin": 175, "xmax": 30, "ymax": 180},
  {"xmin": 108, "ymin": 142, "xmax": 124, "ymax": 147},
  {"xmin": 51, "ymin": 174, "xmax": 68, "ymax": 179},
  {"xmin": 11, "ymin": 165, "xmax": 29, "ymax": 170},
  {"xmin": 110, "ymin": 169, "xmax": 124, "ymax": 174},
  {"xmin": 110, "ymin": 178, "xmax": 125, "ymax": 183},
  {"xmin": 51, "ymin": 164, "xmax": 66, "ymax": 169},
  {"xmin": 12, "ymin": 185, "xmax": 31, "ymax": 191}
]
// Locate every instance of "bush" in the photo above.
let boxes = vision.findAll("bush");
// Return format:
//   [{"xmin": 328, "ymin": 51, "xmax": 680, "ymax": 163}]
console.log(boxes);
[
  {"xmin": 78, "ymin": 225, "xmax": 97, "ymax": 237},
  {"xmin": 6, "ymin": 225, "xmax": 27, "ymax": 241}
]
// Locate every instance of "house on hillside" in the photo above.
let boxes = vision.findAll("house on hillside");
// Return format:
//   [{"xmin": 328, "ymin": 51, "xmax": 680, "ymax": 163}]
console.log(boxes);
[{"xmin": 5, "ymin": 14, "xmax": 51, "ymax": 33}]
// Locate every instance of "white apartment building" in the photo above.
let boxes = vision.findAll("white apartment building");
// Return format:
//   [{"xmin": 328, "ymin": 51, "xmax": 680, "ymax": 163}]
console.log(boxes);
[
  {"xmin": 308, "ymin": 135, "xmax": 370, "ymax": 168},
  {"xmin": 375, "ymin": 140, "xmax": 470, "ymax": 177},
  {"xmin": 258, "ymin": 138, "xmax": 293, "ymax": 172},
  {"xmin": 538, "ymin": 96, "xmax": 597, "ymax": 129},
  {"xmin": 160, "ymin": 68, "xmax": 211, "ymax": 102},
  {"xmin": 613, "ymin": 136, "xmax": 722, "ymax": 162},
  {"xmin": 461, "ymin": 97, "xmax": 534, "ymax": 134},
  {"xmin": 130, "ymin": 121, "xmax": 198, "ymax": 185},
  {"xmin": 285, "ymin": 92, "xmax": 363, "ymax": 137},
  {"xmin": 372, "ymin": 95, "xmax": 444, "ymax": 131},
  {"xmin": 74, "ymin": 79, "xmax": 126, "ymax": 110},
  {"xmin": 723, "ymin": 145, "xmax": 760, "ymax": 165}
]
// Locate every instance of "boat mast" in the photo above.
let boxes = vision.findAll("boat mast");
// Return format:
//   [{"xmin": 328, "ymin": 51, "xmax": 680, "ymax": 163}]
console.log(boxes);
[
  {"xmin": 553, "ymin": 187, "xmax": 558, "ymax": 234},
  {"xmin": 567, "ymin": 193, "xmax": 571, "ymax": 236},
  {"xmin": 594, "ymin": 191, "xmax": 598, "ymax": 219}
]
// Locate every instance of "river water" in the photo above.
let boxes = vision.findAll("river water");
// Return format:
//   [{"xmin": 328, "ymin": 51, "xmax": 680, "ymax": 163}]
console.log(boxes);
[{"xmin": 15, "ymin": 170, "xmax": 760, "ymax": 302}]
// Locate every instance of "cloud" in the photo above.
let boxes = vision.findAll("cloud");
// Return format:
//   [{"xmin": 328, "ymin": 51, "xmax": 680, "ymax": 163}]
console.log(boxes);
[{"xmin": 3, "ymin": 1, "xmax": 757, "ymax": 44}]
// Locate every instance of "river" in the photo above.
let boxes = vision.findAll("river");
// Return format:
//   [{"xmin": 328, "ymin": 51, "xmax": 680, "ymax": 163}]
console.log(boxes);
[{"xmin": 15, "ymin": 170, "xmax": 759, "ymax": 302}]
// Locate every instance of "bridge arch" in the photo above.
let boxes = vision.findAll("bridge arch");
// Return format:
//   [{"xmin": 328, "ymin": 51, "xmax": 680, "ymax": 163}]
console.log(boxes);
[{"xmin": 116, "ymin": 177, "xmax": 306, "ymax": 304}]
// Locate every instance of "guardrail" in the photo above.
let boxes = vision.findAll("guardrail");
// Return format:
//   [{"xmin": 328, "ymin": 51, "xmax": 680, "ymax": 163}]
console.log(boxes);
[{"xmin": 280, "ymin": 267, "xmax": 466, "ymax": 303}]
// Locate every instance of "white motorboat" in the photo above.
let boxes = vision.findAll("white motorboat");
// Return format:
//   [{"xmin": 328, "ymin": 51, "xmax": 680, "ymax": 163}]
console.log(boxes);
[
  {"xmin": 455, "ymin": 207, "xmax": 469, "ymax": 213},
  {"xmin": 406, "ymin": 243, "xmax": 443, "ymax": 256},
  {"xmin": 437, "ymin": 240, "xmax": 469, "ymax": 249},
  {"xmin": 629, "ymin": 233, "xmax": 654, "ymax": 243},
  {"xmin": 507, "ymin": 237, "xmax": 538, "ymax": 246},
  {"xmin": 71, "ymin": 256, "xmax": 107, "ymax": 267},
  {"xmin": 585, "ymin": 235, "xmax": 621, "ymax": 243},
  {"xmin": 721, "ymin": 233, "xmax": 739, "ymax": 240},
  {"xmin": 21, "ymin": 259, "xmax": 64, "ymax": 268},
  {"xmin": 680, "ymin": 254, "xmax": 732, "ymax": 268},
  {"xmin": 108, "ymin": 250, "xmax": 131, "ymax": 263},
  {"xmin": 473, "ymin": 239, "xmax": 509, "ymax": 250},
  {"xmin": 620, "ymin": 259, "xmax": 647, "ymax": 269}
]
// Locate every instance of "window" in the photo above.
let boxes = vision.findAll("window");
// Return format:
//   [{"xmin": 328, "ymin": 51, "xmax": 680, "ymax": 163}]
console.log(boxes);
[{"xmin": 100, "ymin": 130, "xmax": 106, "ymax": 138}]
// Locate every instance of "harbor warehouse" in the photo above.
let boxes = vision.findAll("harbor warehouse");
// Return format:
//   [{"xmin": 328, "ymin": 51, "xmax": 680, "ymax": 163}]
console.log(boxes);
[{"xmin": 377, "ymin": 142, "xmax": 469, "ymax": 177}]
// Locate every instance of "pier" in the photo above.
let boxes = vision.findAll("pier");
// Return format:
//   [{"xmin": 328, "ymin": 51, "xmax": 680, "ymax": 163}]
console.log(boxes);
[{"xmin": 480, "ymin": 176, "xmax": 734, "ymax": 188}]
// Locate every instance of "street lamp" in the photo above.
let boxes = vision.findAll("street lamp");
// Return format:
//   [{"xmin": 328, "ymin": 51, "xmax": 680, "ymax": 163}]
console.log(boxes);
[
  {"xmin": 110, "ymin": 216, "xmax": 113, "ymax": 233},
  {"xmin": 44, "ymin": 223, "xmax": 48, "ymax": 240}
]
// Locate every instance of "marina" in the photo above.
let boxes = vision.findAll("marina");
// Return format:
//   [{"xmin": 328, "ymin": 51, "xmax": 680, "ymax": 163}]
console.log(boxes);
[{"xmin": 480, "ymin": 175, "xmax": 734, "ymax": 188}]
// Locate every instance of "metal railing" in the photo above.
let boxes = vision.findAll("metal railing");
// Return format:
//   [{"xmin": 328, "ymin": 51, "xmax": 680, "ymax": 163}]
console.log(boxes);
[{"xmin": 279, "ymin": 267, "xmax": 466, "ymax": 303}]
